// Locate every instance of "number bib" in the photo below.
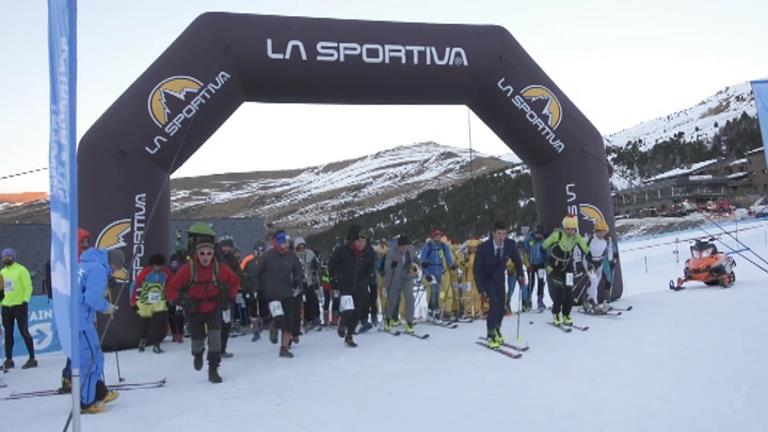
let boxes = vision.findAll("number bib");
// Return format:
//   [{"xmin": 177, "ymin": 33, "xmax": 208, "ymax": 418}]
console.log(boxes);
[
  {"xmin": 340, "ymin": 295, "xmax": 355, "ymax": 312},
  {"xmin": 146, "ymin": 291, "xmax": 162, "ymax": 304},
  {"xmin": 269, "ymin": 300, "xmax": 285, "ymax": 317},
  {"xmin": 4, "ymin": 280, "xmax": 13, "ymax": 294},
  {"xmin": 565, "ymin": 272, "xmax": 574, "ymax": 287},
  {"xmin": 537, "ymin": 269, "xmax": 546, "ymax": 279},
  {"xmin": 222, "ymin": 309, "xmax": 231, "ymax": 323}
]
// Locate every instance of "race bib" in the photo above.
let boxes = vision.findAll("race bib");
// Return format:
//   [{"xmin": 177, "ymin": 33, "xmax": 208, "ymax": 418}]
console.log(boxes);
[
  {"xmin": 269, "ymin": 300, "xmax": 284, "ymax": 317},
  {"xmin": 146, "ymin": 291, "xmax": 162, "ymax": 304},
  {"xmin": 565, "ymin": 272, "xmax": 574, "ymax": 287},
  {"xmin": 537, "ymin": 269, "xmax": 546, "ymax": 279},
  {"xmin": 4, "ymin": 280, "xmax": 14, "ymax": 293},
  {"xmin": 222, "ymin": 309, "xmax": 231, "ymax": 323},
  {"xmin": 340, "ymin": 295, "xmax": 354, "ymax": 312},
  {"xmin": 236, "ymin": 293, "xmax": 245, "ymax": 305},
  {"xmin": 333, "ymin": 290, "xmax": 340, "ymax": 299}
]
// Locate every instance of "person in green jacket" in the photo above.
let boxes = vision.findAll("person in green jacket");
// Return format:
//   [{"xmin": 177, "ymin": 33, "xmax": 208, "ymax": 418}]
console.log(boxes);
[
  {"xmin": 1, "ymin": 248, "xmax": 36, "ymax": 369},
  {"xmin": 542, "ymin": 215, "xmax": 589, "ymax": 327}
]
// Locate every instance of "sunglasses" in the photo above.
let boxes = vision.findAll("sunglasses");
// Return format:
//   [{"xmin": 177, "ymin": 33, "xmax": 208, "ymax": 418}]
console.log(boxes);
[{"xmin": 197, "ymin": 251, "xmax": 214, "ymax": 257}]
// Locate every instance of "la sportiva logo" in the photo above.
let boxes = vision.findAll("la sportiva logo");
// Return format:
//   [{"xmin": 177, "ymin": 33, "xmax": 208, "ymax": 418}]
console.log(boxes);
[
  {"xmin": 95, "ymin": 218, "xmax": 131, "ymax": 282},
  {"xmin": 266, "ymin": 38, "xmax": 468, "ymax": 67},
  {"xmin": 145, "ymin": 72, "xmax": 231, "ymax": 155},
  {"xmin": 94, "ymin": 193, "xmax": 147, "ymax": 281},
  {"xmin": 497, "ymin": 77, "xmax": 565, "ymax": 153}
]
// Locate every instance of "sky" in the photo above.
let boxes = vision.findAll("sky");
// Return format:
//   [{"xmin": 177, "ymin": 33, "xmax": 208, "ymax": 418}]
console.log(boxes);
[{"xmin": 1, "ymin": 0, "xmax": 767, "ymax": 193}]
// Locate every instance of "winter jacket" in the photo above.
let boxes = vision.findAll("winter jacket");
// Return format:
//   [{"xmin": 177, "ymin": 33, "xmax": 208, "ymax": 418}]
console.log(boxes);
[
  {"xmin": 77, "ymin": 248, "xmax": 112, "ymax": 326},
  {"xmin": 166, "ymin": 257, "xmax": 240, "ymax": 314},
  {"xmin": 1, "ymin": 262, "xmax": 33, "ymax": 307},
  {"xmin": 420, "ymin": 240, "xmax": 454, "ymax": 278},
  {"xmin": 328, "ymin": 243, "xmax": 375, "ymax": 295},
  {"xmin": 523, "ymin": 231, "xmax": 548, "ymax": 265},
  {"xmin": 131, "ymin": 266, "xmax": 173, "ymax": 306},
  {"xmin": 474, "ymin": 238, "xmax": 523, "ymax": 295},
  {"xmin": 296, "ymin": 249, "xmax": 320, "ymax": 287},
  {"xmin": 255, "ymin": 248, "xmax": 303, "ymax": 301},
  {"xmin": 383, "ymin": 240, "xmax": 417, "ymax": 289},
  {"xmin": 542, "ymin": 228, "xmax": 589, "ymax": 255},
  {"xmin": 461, "ymin": 251, "xmax": 477, "ymax": 285}
]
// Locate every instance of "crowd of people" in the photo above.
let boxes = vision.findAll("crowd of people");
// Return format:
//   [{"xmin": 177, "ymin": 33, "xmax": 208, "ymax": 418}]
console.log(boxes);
[{"xmin": 0, "ymin": 212, "xmax": 619, "ymax": 412}]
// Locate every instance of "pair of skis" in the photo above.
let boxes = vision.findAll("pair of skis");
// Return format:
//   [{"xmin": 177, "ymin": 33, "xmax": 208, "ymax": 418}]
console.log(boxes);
[
  {"xmin": 548, "ymin": 322, "xmax": 590, "ymax": 333},
  {"xmin": 578, "ymin": 304, "xmax": 633, "ymax": 317},
  {"xmin": 3, "ymin": 378, "xmax": 167, "ymax": 401},
  {"xmin": 381, "ymin": 328, "xmax": 430, "ymax": 339},
  {"xmin": 475, "ymin": 337, "xmax": 530, "ymax": 359}
]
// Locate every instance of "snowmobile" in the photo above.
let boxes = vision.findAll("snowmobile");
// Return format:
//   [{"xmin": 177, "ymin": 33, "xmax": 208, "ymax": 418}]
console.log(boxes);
[{"xmin": 669, "ymin": 238, "xmax": 735, "ymax": 290}]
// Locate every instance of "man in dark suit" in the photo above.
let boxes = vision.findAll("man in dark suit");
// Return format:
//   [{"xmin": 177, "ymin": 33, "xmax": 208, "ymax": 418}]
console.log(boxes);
[{"xmin": 474, "ymin": 221, "xmax": 525, "ymax": 348}]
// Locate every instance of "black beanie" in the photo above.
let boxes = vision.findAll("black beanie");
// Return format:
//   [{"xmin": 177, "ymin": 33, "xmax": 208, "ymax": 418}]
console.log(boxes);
[
  {"xmin": 347, "ymin": 224, "xmax": 365, "ymax": 241},
  {"xmin": 397, "ymin": 235, "xmax": 411, "ymax": 246}
]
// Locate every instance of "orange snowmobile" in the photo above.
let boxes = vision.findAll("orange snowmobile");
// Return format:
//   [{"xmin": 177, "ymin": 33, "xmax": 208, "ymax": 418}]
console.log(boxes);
[{"xmin": 670, "ymin": 238, "xmax": 736, "ymax": 290}]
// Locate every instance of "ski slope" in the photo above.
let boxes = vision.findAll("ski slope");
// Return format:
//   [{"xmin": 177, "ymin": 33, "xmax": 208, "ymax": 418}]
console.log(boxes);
[{"xmin": 2, "ymin": 220, "xmax": 768, "ymax": 432}]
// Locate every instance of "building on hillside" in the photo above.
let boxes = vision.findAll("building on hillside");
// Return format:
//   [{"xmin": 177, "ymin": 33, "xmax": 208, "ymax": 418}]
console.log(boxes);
[{"xmin": 613, "ymin": 148, "xmax": 766, "ymax": 217}]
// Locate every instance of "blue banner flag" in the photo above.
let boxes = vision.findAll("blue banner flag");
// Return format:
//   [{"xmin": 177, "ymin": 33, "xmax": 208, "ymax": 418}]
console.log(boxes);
[
  {"xmin": 11, "ymin": 296, "xmax": 62, "ymax": 357},
  {"xmin": 48, "ymin": 0, "xmax": 78, "ymax": 370},
  {"xmin": 752, "ymin": 80, "xmax": 768, "ymax": 168}
]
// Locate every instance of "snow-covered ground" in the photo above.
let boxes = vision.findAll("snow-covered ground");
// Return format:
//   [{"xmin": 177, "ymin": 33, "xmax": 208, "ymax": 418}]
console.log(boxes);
[{"xmin": 3, "ymin": 219, "xmax": 768, "ymax": 431}]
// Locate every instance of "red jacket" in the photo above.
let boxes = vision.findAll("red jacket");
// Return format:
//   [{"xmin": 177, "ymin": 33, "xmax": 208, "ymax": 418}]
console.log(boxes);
[{"xmin": 166, "ymin": 258, "xmax": 240, "ymax": 314}]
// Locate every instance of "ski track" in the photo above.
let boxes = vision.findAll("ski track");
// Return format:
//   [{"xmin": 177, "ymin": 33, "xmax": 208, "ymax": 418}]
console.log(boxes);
[{"xmin": 2, "ymin": 221, "xmax": 768, "ymax": 431}]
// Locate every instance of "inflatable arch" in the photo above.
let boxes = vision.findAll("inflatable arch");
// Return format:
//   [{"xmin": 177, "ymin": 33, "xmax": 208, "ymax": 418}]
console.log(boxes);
[{"xmin": 78, "ymin": 13, "xmax": 622, "ymax": 349}]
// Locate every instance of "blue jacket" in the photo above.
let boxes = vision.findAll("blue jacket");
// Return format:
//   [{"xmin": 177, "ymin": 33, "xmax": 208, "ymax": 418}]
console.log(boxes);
[
  {"xmin": 523, "ymin": 231, "xmax": 548, "ymax": 265},
  {"xmin": 78, "ymin": 248, "xmax": 111, "ymax": 327},
  {"xmin": 420, "ymin": 240, "xmax": 454, "ymax": 278},
  {"xmin": 474, "ymin": 238, "xmax": 523, "ymax": 294}
]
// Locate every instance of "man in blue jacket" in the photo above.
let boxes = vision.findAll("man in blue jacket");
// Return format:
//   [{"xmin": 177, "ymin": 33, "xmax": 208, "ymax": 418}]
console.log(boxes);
[
  {"xmin": 523, "ymin": 224, "xmax": 549, "ymax": 311},
  {"xmin": 420, "ymin": 229, "xmax": 455, "ymax": 321},
  {"xmin": 77, "ymin": 247, "xmax": 122, "ymax": 413},
  {"xmin": 474, "ymin": 221, "xmax": 525, "ymax": 348}
]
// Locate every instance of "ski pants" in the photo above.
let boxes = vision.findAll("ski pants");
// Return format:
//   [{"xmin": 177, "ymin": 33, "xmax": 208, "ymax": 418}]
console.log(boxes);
[
  {"xmin": 527, "ymin": 264, "xmax": 547, "ymax": 300},
  {"xmin": 2, "ymin": 303, "xmax": 35, "ymax": 360},
  {"xmin": 548, "ymin": 275, "xmax": 574, "ymax": 316},
  {"xmin": 140, "ymin": 311, "xmax": 168, "ymax": 345},
  {"xmin": 188, "ymin": 308, "xmax": 222, "ymax": 367},
  {"xmin": 341, "ymin": 289, "xmax": 367, "ymax": 336},
  {"xmin": 303, "ymin": 283, "xmax": 320, "ymax": 324},
  {"xmin": 485, "ymin": 282, "xmax": 506, "ymax": 333},
  {"xmin": 586, "ymin": 262, "xmax": 604, "ymax": 304},
  {"xmin": 79, "ymin": 324, "xmax": 105, "ymax": 407},
  {"xmin": 425, "ymin": 272, "xmax": 443, "ymax": 312},
  {"xmin": 385, "ymin": 277, "xmax": 415, "ymax": 324},
  {"xmin": 289, "ymin": 294, "xmax": 302, "ymax": 335}
]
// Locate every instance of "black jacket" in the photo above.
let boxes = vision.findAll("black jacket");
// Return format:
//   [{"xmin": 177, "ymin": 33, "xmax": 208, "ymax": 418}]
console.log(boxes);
[{"xmin": 328, "ymin": 243, "xmax": 375, "ymax": 295}]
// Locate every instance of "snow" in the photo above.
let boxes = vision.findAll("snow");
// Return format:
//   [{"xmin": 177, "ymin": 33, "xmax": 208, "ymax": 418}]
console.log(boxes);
[
  {"xmin": 3, "ymin": 219, "xmax": 768, "ymax": 431},
  {"xmin": 644, "ymin": 158, "xmax": 719, "ymax": 183}
]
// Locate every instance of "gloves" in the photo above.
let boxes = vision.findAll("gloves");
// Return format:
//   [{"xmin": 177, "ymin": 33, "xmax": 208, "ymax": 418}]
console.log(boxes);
[
  {"xmin": 104, "ymin": 303, "xmax": 118, "ymax": 315},
  {"xmin": 390, "ymin": 260, "xmax": 399, "ymax": 269}
]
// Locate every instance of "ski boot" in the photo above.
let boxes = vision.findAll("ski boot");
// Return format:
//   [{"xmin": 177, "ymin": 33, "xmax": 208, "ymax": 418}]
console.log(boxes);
[
  {"xmin": 404, "ymin": 322, "xmax": 415, "ymax": 334},
  {"xmin": 383, "ymin": 319, "xmax": 394, "ymax": 332},
  {"xmin": 208, "ymin": 353, "xmax": 222, "ymax": 383},
  {"xmin": 101, "ymin": 390, "xmax": 119, "ymax": 404},
  {"xmin": 4, "ymin": 359, "xmax": 14, "ymax": 370},
  {"xmin": 138, "ymin": 338, "xmax": 146, "ymax": 352},
  {"xmin": 81, "ymin": 402, "xmax": 107, "ymax": 414},
  {"xmin": 552, "ymin": 312, "xmax": 562, "ymax": 326},
  {"xmin": 59, "ymin": 377, "xmax": 72, "ymax": 394},
  {"xmin": 596, "ymin": 302, "xmax": 611, "ymax": 314},
  {"xmin": 344, "ymin": 335, "xmax": 357, "ymax": 348},
  {"xmin": 279, "ymin": 346, "xmax": 294, "ymax": 358},
  {"xmin": 358, "ymin": 321, "xmax": 373, "ymax": 333},
  {"xmin": 562, "ymin": 314, "xmax": 574, "ymax": 326},
  {"xmin": 22, "ymin": 358, "xmax": 38, "ymax": 369},
  {"xmin": 152, "ymin": 344, "xmax": 164, "ymax": 354},
  {"xmin": 487, "ymin": 331, "xmax": 501, "ymax": 349},
  {"xmin": 193, "ymin": 350, "xmax": 204, "ymax": 371}
]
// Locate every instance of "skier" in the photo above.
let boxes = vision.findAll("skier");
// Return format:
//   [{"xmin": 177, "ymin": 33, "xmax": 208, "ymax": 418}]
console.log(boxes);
[
  {"xmin": 582, "ymin": 220, "xmax": 617, "ymax": 313},
  {"xmin": 166, "ymin": 225, "xmax": 240, "ymax": 383},
  {"xmin": 319, "ymin": 263, "xmax": 334, "ymax": 326},
  {"xmin": 255, "ymin": 230, "xmax": 303, "ymax": 358},
  {"xmin": 542, "ymin": 214, "xmax": 590, "ymax": 326},
  {"xmin": 460, "ymin": 239, "xmax": 483, "ymax": 319},
  {"xmin": 240, "ymin": 240, "xmax": 266, "ymax": 340},
  {"xmin": 77, "ymin": 247, "xmax": 123, "ymax": 413},
  {"xmin": 328, "ymin": 225, "xmax": 375, "ymax": 347},
  {"xmin": 523, "ymin": 224, "xmax": 549, "ymax": 311},
  {"xmin": 295, "ymin": 237, "xmax": 321, "ymax": 331},
  {"xmin": 474, "ymin": 221, "xmax": 525, "ymax": 348},
  {"xmin": 382, "ymin": 235, "xmax": 418, "ymax": 334},
  {"xmin": 444, "ymin": 239, "xmax": 463, "ymax": 319},
  {"xmin": 130, "ymin": 253, "xmax": 173, "ymax": 353},
  {"xmin": 1, "ymin": 248, "xmax": 37, "ymax": 370},
  {"xmin": 420, "ymin": 229, "xmax": 455, "ymax": 321},
  {"xmin": 217, "ymin": 236, "xmax": 241, "ymax": 358}
]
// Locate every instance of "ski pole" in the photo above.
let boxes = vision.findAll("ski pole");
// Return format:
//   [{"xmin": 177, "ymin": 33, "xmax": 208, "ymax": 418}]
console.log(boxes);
[
  {"xmin": 515, "ymin": 274, "xmax": 522, "ymax": 341},
  {"xmin": 700, "ymin": 213, "xmax": 768, "ymax": 268}
]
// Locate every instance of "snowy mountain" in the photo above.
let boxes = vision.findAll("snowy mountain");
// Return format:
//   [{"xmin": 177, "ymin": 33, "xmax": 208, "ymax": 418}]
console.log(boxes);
[
  {"xmin": 170, "ymin": 142, "xmax": 510, "ymax": 233},
  {"xmin": 605, "ymin": 81, "xmax": 756, "ymax": 149}
]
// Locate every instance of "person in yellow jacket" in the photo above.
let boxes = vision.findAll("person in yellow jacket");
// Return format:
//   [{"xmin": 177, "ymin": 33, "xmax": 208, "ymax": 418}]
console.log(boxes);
[
  {"xmin": 1, "ymin": 248, "xmax": 37, "ymax": 370},
  {"xmin": 460, "ymin": 239, "xmax": 484, "ymax": 318},
  {"xmin": 440, "ymin": 239, "xmax": 462, "ymax": 318}
]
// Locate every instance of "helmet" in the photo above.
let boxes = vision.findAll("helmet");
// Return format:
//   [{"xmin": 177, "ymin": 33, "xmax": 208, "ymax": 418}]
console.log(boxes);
[
  {"xmin": 562, "ymin": 215, "xmax": 578, "ymax": 230},
  {"xmin": 187, "ymin": 222, "xmax": 215, "ymax": 237}
]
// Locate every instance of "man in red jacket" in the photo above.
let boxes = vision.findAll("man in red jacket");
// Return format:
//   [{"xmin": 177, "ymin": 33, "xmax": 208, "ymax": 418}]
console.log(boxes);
[{"xmin": 167, "ymin": 233, "xmax": 239, "ymax": 383}]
